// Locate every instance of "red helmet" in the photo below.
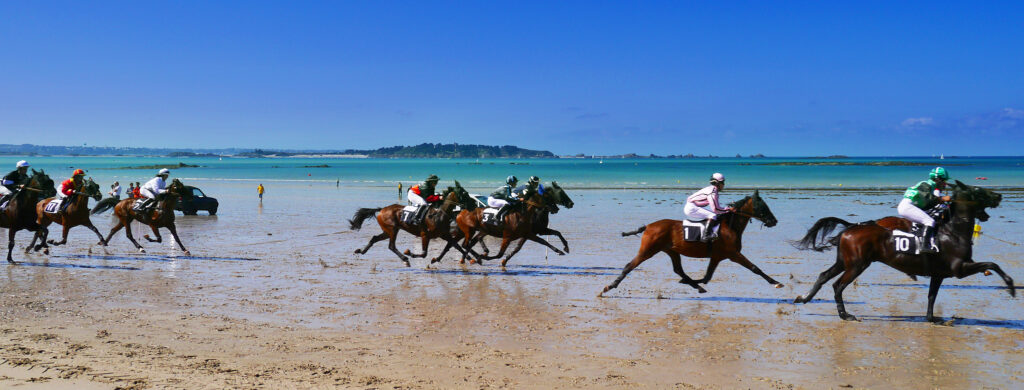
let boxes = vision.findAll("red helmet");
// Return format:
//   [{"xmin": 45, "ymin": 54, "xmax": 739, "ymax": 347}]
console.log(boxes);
[{"xmin": 72, "ymin": 169, "xmax": 85, "ymax": 176}]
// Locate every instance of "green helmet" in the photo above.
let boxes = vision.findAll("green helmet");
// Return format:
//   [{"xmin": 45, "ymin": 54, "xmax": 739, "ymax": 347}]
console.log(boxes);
[
  {"xmin": 425, "ymin": 174, "xmax": 439, "ymax": 183},
  {"xmin": 929, "ymin": 167, "xmax": 949, "ymax": 181}
]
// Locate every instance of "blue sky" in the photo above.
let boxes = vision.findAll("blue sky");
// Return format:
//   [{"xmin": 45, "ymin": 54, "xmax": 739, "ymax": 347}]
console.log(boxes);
[{"xmin": 1, "ymin": 1, "xmax": 1022, "ymax": 156}]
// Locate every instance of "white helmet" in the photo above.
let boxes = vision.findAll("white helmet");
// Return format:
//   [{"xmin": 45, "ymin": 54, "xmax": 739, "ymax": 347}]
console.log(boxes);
[
  {"xmin": 158, "ymin": 168, "xmax": 170, "ymax": 176},
  {"xmin": 16, "ymin": 160, "xmax": 29, "ymax": 168},
  {"xmin": 710, "ymin": 172, "xmax": 725, "ymax": 183}
]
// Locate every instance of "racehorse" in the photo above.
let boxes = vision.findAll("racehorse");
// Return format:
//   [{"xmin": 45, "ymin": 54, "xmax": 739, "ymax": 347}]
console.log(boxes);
[
  {"xmin": 0, "ymin": 169, "xmax": 56, "ymax": 262},
  {"xmin": 793, "ymin": 180, "xmax": 1014, "ymax": 322},
  {"xmin": 94, "ymin": 178, "xmax": 192, "ymax": 255},
  {"xmin": 449, "ymin": 182, "xmax": 574, "ymax": 267},
  {"xmin": 600, "ymin": 190, "xmax": 781, "ymax": 297},
  {"xmin": 348, "ymin": 181, "xmax": 480, "ymax": 267},
  {"xmin": 30, "ymin": 177, "xmax": 107, "ymax": 253}
]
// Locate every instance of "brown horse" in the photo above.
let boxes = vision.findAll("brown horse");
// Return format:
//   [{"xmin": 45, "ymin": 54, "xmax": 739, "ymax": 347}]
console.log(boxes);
[
  {"xmin": 348, "ymin": 181, "xmax": 480, "ymax": 267},
  {"xmin": 1, "ymin": 170, "xmax": 56, "ymax": 262},
  {"xmin": 30, "ymin": 177, "xmax": 107, "ymax": 253},
  {"xmin": 450, "ymin": 184, "xmax": 574, "ymax": 267},
  {"xmin": 793, "ymin": 181, "xmax": 1014, "ymax": 322},
  {"xmin": 94, "ymin": 179, "xmax": 191, "ymax": 255},
  {"xmin": 599, "ymin": 190, "xmax": 781, "ymax": 297}
]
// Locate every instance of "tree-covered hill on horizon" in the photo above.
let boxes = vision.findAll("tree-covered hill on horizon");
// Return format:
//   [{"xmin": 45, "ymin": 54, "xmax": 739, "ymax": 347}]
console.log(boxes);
[{"xmin": 0, "ymin": 143, "xmax": 555, "ymax": 158}]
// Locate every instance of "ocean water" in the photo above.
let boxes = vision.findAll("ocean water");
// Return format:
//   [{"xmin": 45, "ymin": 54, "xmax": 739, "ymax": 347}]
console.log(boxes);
[{"xmin": 9, "ymin": 156, "xmax": 1024, "ymax": 190}]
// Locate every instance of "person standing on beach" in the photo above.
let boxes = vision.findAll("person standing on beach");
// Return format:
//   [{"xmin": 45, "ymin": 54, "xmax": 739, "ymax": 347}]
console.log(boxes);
[
  {"xmin": 257, "ymin": 183, "xmax": 265, "ymax": 203},
  {"xmin": 684, "ymin": 173, "xmax": 734, "ymax": 241},
  {"xmin": 133, "ymin": 182, "xmax": 142, "ymax": 199},
  {"xmin": 398, "ymin": 182, "xmax": 403, "ymax": 201},
  {"xmin": 109, "ymin": 182, "xmax": 121, "ymax": 200},
  {"xmin": 127, "ymin": 183, "xmax": 135, "ymax": 199}
]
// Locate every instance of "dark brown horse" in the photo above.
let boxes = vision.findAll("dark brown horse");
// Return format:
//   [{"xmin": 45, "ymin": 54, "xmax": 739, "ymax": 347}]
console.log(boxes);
[
  {"xmin": 348, "ymin": 181, "xmax": 480, "ymax": 267},
  {"xmin": 94, "ymin": 179, "xmax": 191, "ymax": 255},
  {"xmin": 30, "ymin": 177, "xmax": 107, "ymax": 253},
  {"xmin": 450, "ymin": 183, "xmax": 574, "ymax": 267},
  {"xmin": 793, "ymin": 181, "xmax": 1014, "ymax": 322},
  {"xmin": 1, "ymin": 170, "xmax": 56, "ymax": 262},
  {"xmin": 600, "ymin": 191, "xmax": 781, "ymax": 297}
]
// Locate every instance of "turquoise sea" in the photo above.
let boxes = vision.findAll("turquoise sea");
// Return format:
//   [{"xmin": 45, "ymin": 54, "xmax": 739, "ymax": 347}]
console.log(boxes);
[{"xmin": 10, "ymin": 156, "xmax": 1024, "ymax": 190}]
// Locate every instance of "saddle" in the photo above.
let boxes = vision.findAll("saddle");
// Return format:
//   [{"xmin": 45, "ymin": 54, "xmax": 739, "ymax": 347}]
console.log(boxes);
[
  {"xmin": 681, "ymin": 219, "xmax": 717, "ymax": 242},
  {"xmin": 893, "ymin": 204, "xmax": 948, "ymax": 255}
]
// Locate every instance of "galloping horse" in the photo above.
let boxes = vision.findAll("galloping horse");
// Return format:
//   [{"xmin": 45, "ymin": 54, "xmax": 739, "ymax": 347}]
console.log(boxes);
[
  {"xmin": 0, "ymin": 169, "xmax": 56, "ymax": 262},
  {"xmin": 600, "ymin": 190, "xmax": 782, "ymax": 297},
  {"xmin": 793, "ymin": 181, "xmax": 1013, "ymax": 322},
  {"xmin": 450, "ymin": 183, "xmax": 574, "ymax": 267},
  {"xmin": 30, "ymin": 177, "xmax": 107, "ymax": 253},
  {"xmin": 94, "ymin": 179, "xmax": 192, "ymax": 255},
  {"xmin": 348, "ymin": 181, "xmax": 480, "ymax": 266}
]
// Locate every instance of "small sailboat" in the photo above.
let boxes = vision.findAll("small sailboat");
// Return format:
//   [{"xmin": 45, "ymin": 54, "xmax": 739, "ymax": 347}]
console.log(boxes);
[{"xmin": 940, "ymin": 154, "xmax": 944, "ymax": 160}]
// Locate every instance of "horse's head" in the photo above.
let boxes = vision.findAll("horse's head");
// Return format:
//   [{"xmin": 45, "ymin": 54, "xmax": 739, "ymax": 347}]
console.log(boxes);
[
  {"xmin": 29, "ymin": 169, "xmax": 57, "ymax": 198},
  {"xmin": 168, "ymin": 179, "xmax": 192, "ymax": 202},
  {"xmin": 546, "ymin": 181, "xmax": 574, "ymax": 209},
  {"xmin": 732, "ymin": 190, "xmax": 777, "ymax": 227},
  {"xmin": 83, "ymin": 178, "xmax": 102, "ymax": 201},
  {"xmin": 450, "ymin": 180, "xmax": 477, "ymax": 211},
  {"xmin": 951, "ymin": 180, "xmax": 1001, "ymax": 222}
]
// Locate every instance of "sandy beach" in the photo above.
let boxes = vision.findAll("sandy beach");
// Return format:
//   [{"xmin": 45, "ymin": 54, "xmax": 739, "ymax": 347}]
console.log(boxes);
[{"xmin": 1, "ymin": 184, "xmax": 1022, "ymax": 389}]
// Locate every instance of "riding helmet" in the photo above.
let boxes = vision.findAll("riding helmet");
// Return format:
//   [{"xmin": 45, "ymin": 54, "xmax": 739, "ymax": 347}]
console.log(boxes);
[
  {"xmin": 158, "ymin": 168, "xmax": 170, "ymax": 176},
  {"xmin": 528, "ymin": 176, "xmax": 540, "ymax": 184},
  {"xmin": 72, "ymin": 169, "xmax": 85, "ymax": 176},
  {"xmin": 929, "ymin": 167, "xmax": 949, "ymax": 181},
  {"xmin": 506, "ymin": 175, "xmax": 518, "ymax": 185},
  {"xmin": 710, "ymin": 172, "xmax": 726, "ymax": 184},
  {"xmin": 16, "ymin": 160, "xmax": 29, "ymax": 168}
]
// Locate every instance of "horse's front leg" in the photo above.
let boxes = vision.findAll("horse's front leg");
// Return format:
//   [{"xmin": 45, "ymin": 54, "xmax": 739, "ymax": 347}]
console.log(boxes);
[
  {"xmin": 123, "ymin": 219, "xmax": 146, "ymax": 252},
  {"xmin": 926, "ymin": 276, "xmax": 945, "ymax": 323},
  {"xmin": 85, "ymin": 222, "xmax": 107, "ymax": 246},
  {"xmin": 143, "ymin": 225, "xmax": 162, "ymax": 243},
  {"xmin": 957, "ymin": 261, "xmax": 1016, "ymax": 298},
  {"xmin": 537, "ymin": 227, "xmax": 569, "ymax": 253},
  {"xmin": 728, "ymin": 252, "xmax": 783, "ymax": 288},
  {"xmin": 8, "ymin": 229, "xmax": 18, "ymax": 262},
  {"xmin": 386, "ymin": 232, "xmax": 410, "ymax": 267},
  {"xmin": 481, "ymin": 234, "xmax": 512, "ymax": 261},
  {"xmin": 166, "ymin": 224, "xmax": 190, "ymax": 255},
  {"xmin": 525, "ymin": 235, "xmax": 565, "ymax": 256},
  {"xmin": 404, "ymin": 233, "xmax": 430, "ymax": 258}
]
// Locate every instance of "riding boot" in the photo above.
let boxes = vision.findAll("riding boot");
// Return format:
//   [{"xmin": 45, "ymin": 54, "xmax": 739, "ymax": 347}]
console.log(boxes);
[
  {"xmin": 919, "ymin": 225, "xmax": 939, "ymax": 253},
  {"xmin": 0, "ymin": 195, "xmax": 9, "ymax": 210},
  {"xmin": 494, "ymin": 204, "xmax": 510, "ymax": 225},
  {"xmin": 415, "ymin": 205, "xmax": 429, "ymax": 225},
  {"xmin": 701, "ymin": 218, "xmax": 720, "ymax": 242}
]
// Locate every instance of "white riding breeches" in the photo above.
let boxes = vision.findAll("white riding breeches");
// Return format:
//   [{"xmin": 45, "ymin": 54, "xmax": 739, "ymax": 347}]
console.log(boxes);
[
  {"xmin": 408, "ymin": 192, "xmax": 427, "ymax": 206},
  {"xmin": 141, "ymin": 188, "xmax": 159, "ymax": 200},
  {"xmin": 684, "ymin": 203, "xmax": 717, "ymax": 221},
  {"xmin": 487, "ymin": 197, "xmax": 509, "ymax": 209},
  {"xmin": 0, "ymin": 187, "xmax": 12, "ymax": 196},
  {"xmin": 897, "ymin": 198, "xmax": 935, "ymax": 227}
]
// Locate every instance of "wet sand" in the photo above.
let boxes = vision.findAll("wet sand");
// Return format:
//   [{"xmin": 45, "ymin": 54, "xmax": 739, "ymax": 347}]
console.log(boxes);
[{"xmin": 1, "ymin": 183, "xmax": 1022, "ymax": 388}]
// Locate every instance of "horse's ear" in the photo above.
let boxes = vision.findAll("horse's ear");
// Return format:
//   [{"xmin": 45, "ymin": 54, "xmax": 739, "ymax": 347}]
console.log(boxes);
[
  {"xmin": 954, "ymin": 180, "xmax": 969, "ymax": 190},
  {"xmin": 551, "ymin": 181, "xmax": 559, "ymax": 188},
  {"xmin": 753, "ymin": 189, "xmax": 760, "ymax": 198},
  {"xmin": 454, "ymin": 180, "xmax": 462, "ymax": 188}
]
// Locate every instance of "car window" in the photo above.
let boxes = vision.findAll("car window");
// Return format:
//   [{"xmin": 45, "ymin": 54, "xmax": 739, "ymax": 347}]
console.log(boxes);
[{"xmin": 192, "ymin": 188, "xmax": 206, "ymax": 197}]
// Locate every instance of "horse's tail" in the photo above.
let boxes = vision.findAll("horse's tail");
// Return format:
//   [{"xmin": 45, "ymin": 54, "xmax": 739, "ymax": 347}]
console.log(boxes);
[
  {"xmin": 792, "ymin": 217, "xmax": 855, "ymax": 252},
  {"xmin": 621, "ymin": 225, "xmax": 647, "ymax": 237},
  {"xmin": 348, "ymin": 207, "xmax": 383, "ymax": 230},
  {"xmin": 91, "ymin": 197, "xmax": 118, "ymax": 215}
]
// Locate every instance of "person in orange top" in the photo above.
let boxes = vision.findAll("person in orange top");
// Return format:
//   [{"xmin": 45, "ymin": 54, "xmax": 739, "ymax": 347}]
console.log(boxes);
[
  {"xmin": 133, "ymin": 182, "xmax": 142, "ymax": 199},
  {"xmin": 58, "ymin": 169, "xmax": 86, "ymax": 212}
]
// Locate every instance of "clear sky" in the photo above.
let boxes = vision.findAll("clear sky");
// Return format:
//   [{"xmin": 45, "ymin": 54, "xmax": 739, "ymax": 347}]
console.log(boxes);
[{"xmin": 1, "ymin": 1, "xmax": 1021, "ymax": 156}]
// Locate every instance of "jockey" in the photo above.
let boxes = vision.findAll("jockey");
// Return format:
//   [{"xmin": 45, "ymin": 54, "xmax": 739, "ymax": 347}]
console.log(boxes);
[
  {"xmin": 488, "ymin": 175, "xmax": 519, "ymax": 220},
  {"xmin": 407, "ymin": 174, "xmax": 441, "ymax": 206},
  {"xmin": 58, "ymin": 169, "xmax": 86, "ymax": 212},
  {"xmin": 139, "ymin": 169, "xmax": 171, "ymax": 211},
  {"xmin": 684, "ymin": 173, "xmax": 734, "ymax": 241},
  {"xmin": 898, "ymin": 167, "xmax": 951, "ymax": 252},
  {"xmin": 527, "ymin": 175, "xmax": 544, "ymax": 195},
  {"xmin": 0, "ymin": 160, "xmax": 30, "ymax": 208}
]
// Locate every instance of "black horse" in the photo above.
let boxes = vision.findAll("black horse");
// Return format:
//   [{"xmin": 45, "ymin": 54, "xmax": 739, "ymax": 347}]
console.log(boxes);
[
  {"xmin": 0, "ymin": 169, "xmax": 57, "ymax": 262},
  {"xmin": 794, "ymin": 181, "xmax": 1014, "ymax": 322}
]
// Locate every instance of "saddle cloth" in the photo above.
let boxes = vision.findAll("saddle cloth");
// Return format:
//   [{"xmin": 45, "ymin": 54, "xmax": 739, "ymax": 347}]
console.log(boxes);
[
  {"xmin": 681, "ymin": 219, "xmax": 710, "ymax": 242},
  {"xmin": 892, "ymin": 230, "xmax": 921, "ymax": 255},
  {"xmin": 132, "ymin": 200, "xmax": 148, "ymax": 212},
  {"xmin": 482, "ymin": 207, "xmax": 501, "ymax": 226},
  {"xmin": 401, "ymin": 205, "xmax": 421, "ymax": 225},
  {"xmin": 44, "ymin": 199, "xmax": 62, "ymax": 214}
]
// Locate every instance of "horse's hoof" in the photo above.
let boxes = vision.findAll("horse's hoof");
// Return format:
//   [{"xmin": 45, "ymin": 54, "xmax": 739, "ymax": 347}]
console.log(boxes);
[
  {"xmin": 697, "ymin": 287, "xmax": 707, "ymax": 294},
  {"xmin": 556, "ymin": 251, "xmax": 565, "ymax": 256},
  {"xmin": 984, "ymin": 270, "xmax": 992, "ymax": 276},
  {"xmin": 597, "ymin": 290, "xmax": 605, "ymax": 298},
  {"xmin": 403, "ymin": 249, "xmax": 412, "ymax": 255},
  {"xmin": 774, "ymin": 283, "xmax": 785, "ymax": 289},
  {"xmin": 794, "ymin": 296, "xmax": 804, "ymax": 304},
  {"xmin": 840, "ymin": 314, "xmax": 859, "ymax": 322},
  {"xmin": 184, "ymin": 251, "xmax": 191, "ymax": 256},
  {"xmin": 403, "ymin": 261, "xmax": 410, "ymax": 267},
  {"xmin": 429, "ymin": 257, "xmax": 439, "ymax": 264},
  {"xmin": 42, "ymin": 249, "xmax": 49, "ymax": 255},
  {"xmin": 354, "ymin": 249, "xmax": 362, "ymax": 254},
  {"xmin": 138, "ymin": 248, "xmax": 146, "ymax": 253}
]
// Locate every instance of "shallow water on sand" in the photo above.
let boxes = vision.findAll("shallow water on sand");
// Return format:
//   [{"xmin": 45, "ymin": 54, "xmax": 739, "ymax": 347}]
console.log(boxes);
[{"xmin": 2, "ymin": 180, "xmax": 1023, "ymax": 387}]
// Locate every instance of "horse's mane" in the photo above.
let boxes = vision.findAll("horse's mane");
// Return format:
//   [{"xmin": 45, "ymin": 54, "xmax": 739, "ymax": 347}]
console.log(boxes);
[{"xmin": 725, "ymin": 196, "xmax": 752, "ymax": 232}]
